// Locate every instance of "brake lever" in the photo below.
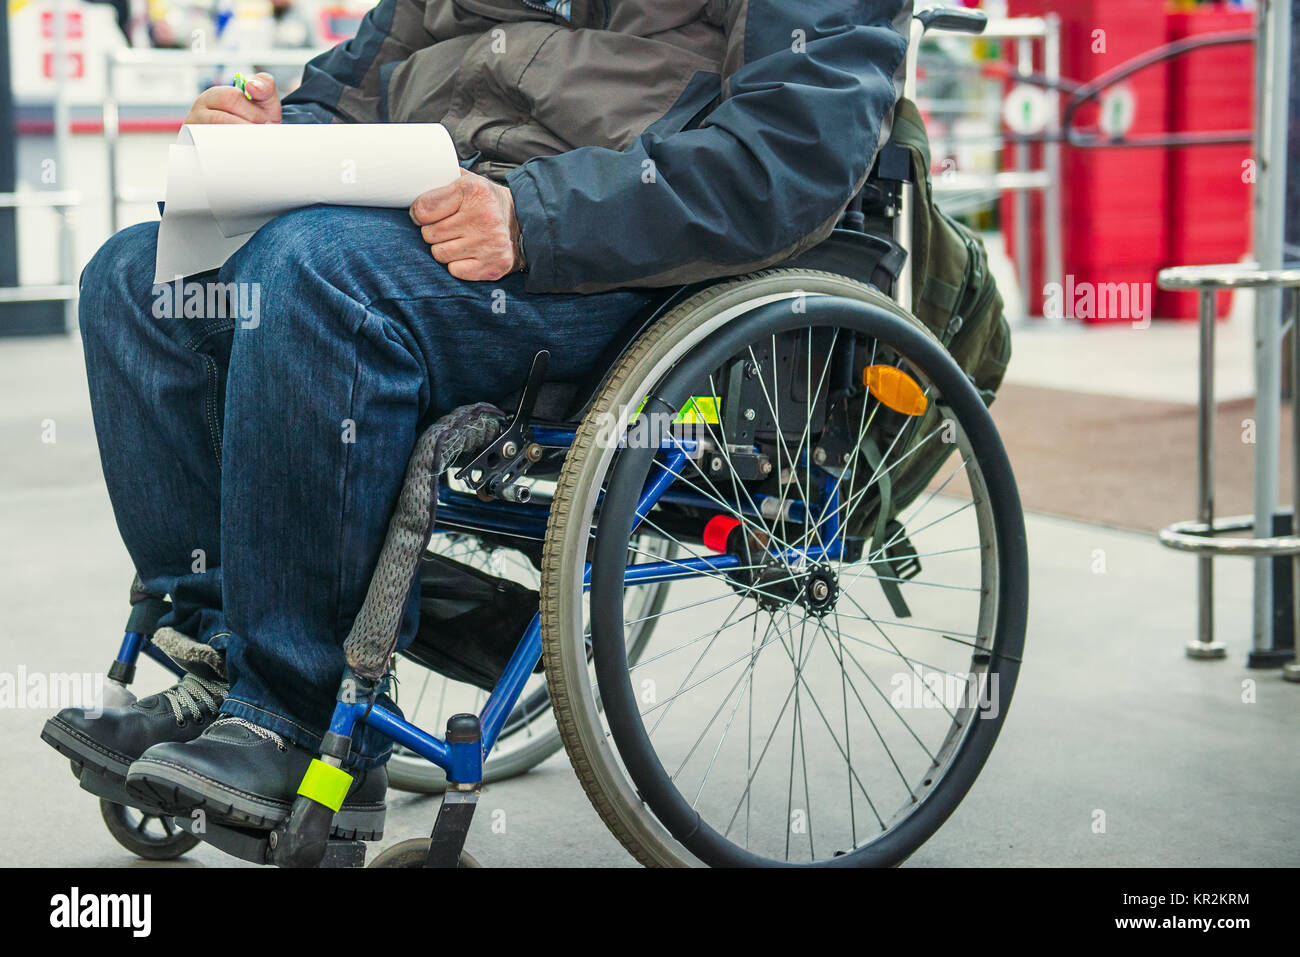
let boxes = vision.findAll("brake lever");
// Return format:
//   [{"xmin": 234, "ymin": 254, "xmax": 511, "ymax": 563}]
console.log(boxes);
[{"xmin": 455, "ymin": 350, "xmax": 548, "ymax": 500}]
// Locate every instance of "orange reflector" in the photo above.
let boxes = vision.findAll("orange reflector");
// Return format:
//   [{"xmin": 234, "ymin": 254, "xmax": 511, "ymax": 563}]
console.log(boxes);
[{"xmin": 863, "ymin": 365, "xmax": 928, "ymax": 416}]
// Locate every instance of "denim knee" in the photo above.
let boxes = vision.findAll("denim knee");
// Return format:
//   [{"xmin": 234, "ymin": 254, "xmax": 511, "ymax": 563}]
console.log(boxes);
[
  {"xmin": 227, "ymin": 207, "xmax": 336, "ymax": 286},
  {"xmin": 223, "ymin": 206, "xmax": 441, "ymax": 314},
  {"xmin": 78, "ymin": 221, "xmax": 160, "ymax": 344}
]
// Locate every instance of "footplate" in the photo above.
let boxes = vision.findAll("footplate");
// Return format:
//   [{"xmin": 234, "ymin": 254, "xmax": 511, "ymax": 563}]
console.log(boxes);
[
  {"xmin": 77, "ymin": 765, "xmax": 166, "ymax": 814},
  {"xmin": 170, "ymin": 815, "xmax": 367, "ymax": 868}
]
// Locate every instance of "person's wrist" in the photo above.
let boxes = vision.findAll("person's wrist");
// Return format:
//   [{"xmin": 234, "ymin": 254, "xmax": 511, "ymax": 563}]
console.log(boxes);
[
  {"xmin": 512, "ymin": 223, "xmax": 528, "ymax": 273},
  {"xmin": 501, "ymin": 185, "xmax": 526, "ymax": 273}
]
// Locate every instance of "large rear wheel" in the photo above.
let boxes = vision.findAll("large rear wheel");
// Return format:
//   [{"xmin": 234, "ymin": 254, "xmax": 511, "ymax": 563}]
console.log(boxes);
[{"xmin": 542, "ymin": 271, "xmax": 1027, "ymax": 866}]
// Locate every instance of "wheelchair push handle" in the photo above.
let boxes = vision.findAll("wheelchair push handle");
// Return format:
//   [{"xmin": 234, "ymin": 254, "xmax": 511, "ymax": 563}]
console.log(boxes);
[{"xmin": 916, "ymin": 5, "xmax": 988, "ymax": 36}]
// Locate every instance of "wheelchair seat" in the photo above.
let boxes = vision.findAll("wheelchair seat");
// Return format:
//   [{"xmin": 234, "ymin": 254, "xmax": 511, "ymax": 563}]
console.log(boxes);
[{"xmin": 507, "ymin": 227, "xmax": 909, "ymax": 427}]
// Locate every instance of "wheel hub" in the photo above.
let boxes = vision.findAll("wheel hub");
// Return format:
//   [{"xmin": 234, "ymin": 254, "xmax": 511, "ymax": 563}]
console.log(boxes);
[
  {"xmin": 799, "ymin": 566, "xmax": 839, "ymax": 617},
  {"xmin": 749, "ymin": 562, "xmax": 839, "ymax": 616}
]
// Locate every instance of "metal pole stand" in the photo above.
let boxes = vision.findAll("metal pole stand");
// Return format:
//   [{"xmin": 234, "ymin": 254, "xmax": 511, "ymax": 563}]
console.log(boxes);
[
  {"xmin": 1286, "ymin": 657, "xmax": 1300, "ymax": 683},
  {"xmin": 1157, "ymin": 264, "xmax": 1300, "ymax": 674}
]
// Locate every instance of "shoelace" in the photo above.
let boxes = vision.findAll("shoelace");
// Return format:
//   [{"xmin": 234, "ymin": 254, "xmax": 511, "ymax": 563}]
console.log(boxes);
[
  {"xmin": 208, "ymin": 716, "xmax": 287, "ymax": 751},
  {"xmin": 161, "ymin": 673, "xmax": 228, "ymax": 726}
]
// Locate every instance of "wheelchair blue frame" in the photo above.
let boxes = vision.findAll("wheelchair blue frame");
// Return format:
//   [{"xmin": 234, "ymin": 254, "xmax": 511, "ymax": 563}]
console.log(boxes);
[
  {"xmin": 113, "ymin": 631, "xmax": 186, "ymax": 681},
  {"xmin": 110, "ymin": 420, "xmax": 843, "ymax": 790}
]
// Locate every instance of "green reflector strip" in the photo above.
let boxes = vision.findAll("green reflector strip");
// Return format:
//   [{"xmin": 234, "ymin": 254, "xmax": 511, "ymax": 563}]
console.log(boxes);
[
  {"xmin": 297, "ymin": 758, "xmax": 353, "ymax": 812},
  {"xmin": 676, "ymin": 396, "xmax": 721, "ymax": 425},
  {"xmin": 630, "ymin": 395, "xmax": 721, "ymax": 426}
]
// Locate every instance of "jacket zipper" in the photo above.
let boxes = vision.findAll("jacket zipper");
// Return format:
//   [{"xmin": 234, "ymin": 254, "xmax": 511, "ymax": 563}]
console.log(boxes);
[
  {"xmin": 519, "ymin": 0, "xmax": 571, "ymax": 23},
  {"xmin": 516, "ymin": 0, "xmax": 609, "ymax": 28}
]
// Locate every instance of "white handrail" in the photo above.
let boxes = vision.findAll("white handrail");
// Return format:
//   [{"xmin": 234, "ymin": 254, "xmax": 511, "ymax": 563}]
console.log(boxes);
[{"xmin": 108, "ymin": 48, "xmax": 326, "ymax": 68}]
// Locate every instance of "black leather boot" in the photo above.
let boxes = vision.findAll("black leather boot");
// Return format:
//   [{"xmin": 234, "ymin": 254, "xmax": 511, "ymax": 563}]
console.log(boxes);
[
  {"xmin": 125, "ymin": 717, "xmax": 387, "ymax": 840},
  {"xmin": 42, "ymin": 672, "xmax": 228, "ymax": 802}
]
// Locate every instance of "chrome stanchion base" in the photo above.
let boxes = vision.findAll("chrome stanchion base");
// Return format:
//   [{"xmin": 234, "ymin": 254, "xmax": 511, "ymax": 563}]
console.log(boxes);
[
  {"xmin": 1185, "ymin": 640, "xmax": 1228, "ymax": 660},
  {"xmin": 1281, "ymin": 662, "xmax": 1300, "ymax": 682},
  {"xmin": 1246, "ymin": 648, "xmax": 1297, "ymax": 669},
  {"xmin": 1158, "ymin": 266, "xmax": 1300, "ymax": 666}
]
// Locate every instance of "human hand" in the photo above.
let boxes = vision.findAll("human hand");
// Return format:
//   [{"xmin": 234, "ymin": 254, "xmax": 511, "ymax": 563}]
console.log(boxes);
[
  {"xmin": 184, "ymin": 72, "xmax": 282, "ymax": 125},
  {"xmin": 409, "ymin": 169, "xmax": 525, "ymax": 281}
]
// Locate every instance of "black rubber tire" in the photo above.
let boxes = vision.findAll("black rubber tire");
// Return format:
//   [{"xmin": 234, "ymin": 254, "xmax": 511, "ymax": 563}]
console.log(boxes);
[
  {"xmin": 99, "ymin": 799, "xmax": 200, "ymax": 861},
  {"xmin": 368, "ymin": 838, "xmax": 481, "ymax": 868},
  {"xmin": 542, "ymin": 270, "xmax": 1028, "ymax": 867}
]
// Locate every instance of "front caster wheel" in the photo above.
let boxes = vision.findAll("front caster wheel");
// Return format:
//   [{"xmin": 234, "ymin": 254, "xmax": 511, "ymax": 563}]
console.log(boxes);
[
  {"xmin": 99, "ymin": 799, "xmax": 200, "ymax": 861},
  {"xmin": 368, "ymin": 838, "xmax": 482, "ymax": 868}
]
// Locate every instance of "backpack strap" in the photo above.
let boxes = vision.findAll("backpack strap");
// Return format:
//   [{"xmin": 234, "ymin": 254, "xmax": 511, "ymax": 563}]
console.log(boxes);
[{"xmin": 862, "ymin": 438, "xmax": 912, "ymax": 619}]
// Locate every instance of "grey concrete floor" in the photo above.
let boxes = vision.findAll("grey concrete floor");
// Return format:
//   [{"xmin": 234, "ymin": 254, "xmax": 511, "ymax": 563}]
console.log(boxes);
[{"xmin": 2, "ymin": 334, "xmax": 1298, "ymax": 868}]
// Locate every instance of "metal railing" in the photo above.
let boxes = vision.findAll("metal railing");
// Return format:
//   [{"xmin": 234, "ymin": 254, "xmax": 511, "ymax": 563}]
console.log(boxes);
[
  {"xmin": 1156, "ymin": 263, "xmax": 1300, "ymax": 679},
  {"xmin": 1, "ymin": 0, "xmax": 79, "ymax": 328},
  {"xmin": 917, "ymin": 15, "xmax": 1064, "ymax": 317},
  {"xmin": 0, "ymin": 192, "xmax": 80, "ymax": 304}
]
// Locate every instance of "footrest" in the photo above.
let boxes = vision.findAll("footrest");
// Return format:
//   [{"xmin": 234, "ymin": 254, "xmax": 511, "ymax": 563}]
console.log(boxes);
[
  {"xmin": 171, "ymin": 816, "xmax": 367, "ymax": 868},
  {"xmin": 78, "ymin": 766, "xmax": 145, "ymax": 810}
]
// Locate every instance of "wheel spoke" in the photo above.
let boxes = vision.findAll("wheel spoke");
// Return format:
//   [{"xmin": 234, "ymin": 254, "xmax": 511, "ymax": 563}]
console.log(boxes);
[
  {"xmin": 721, "ymin": 612, "xmax": 822, "ymax": 838},
  {"xmin": 646, "ymin": 453, "xmax": 803, "ymax": 557},
  {"xmin": 563, "ymin": 309, "xmax": 1019, "ymax": 866},
  {"xmin": 838, "ymin": 589, "xmax": 958, "ymax": 722},
  {"xmin": 677, "ymin": 628, "xmax": 767, "ymax": 802},
  {"xmin": 772, "ymin": 610, "xmax": 894, "ymax": 830},
  {"xmin": 630, "ymin": 604, "xmax": 762, "ymax": 673},
  {"xmin": 641, "ymin": 608, "xmax": 808, "ymax": 724}
]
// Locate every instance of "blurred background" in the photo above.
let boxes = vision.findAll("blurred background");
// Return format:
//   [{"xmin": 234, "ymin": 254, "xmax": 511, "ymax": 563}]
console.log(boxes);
[{"xmin": 0, "ymin": 0, "xmax": 1272, "ymax": 328}]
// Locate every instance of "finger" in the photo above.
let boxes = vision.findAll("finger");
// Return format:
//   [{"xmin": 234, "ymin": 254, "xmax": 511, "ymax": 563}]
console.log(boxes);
[
  {"xmin": 420, "ymin": 218, "xmax": 469, "ymax": 246},
  {"xmin": 446, "ymin": 259, "xmax": 489, "ymax": 282},
  {"xmin": 448, "ymin": 258, "xmax": 512, "ymax": 283},
  {"xmin": 190, "ymin": 108, "xmax": 254, "ymax": 125},
  {"xmin": 200, "ymin": 87, "xmax": 267, "ymax": 123},
  {"xmin": 409, "ymin": 179, "xmax": 471, "ymax": 226},
  {"xmin": 244, "ymin": 72, "xmax": 278, "ymax": 103},
  {"xmin": 428, "ymin": 237, "xmax": 478, "ymax": 263},
  {"xmin": 418, "ymin": 201, "xmax": 501, "ymax": 243}
]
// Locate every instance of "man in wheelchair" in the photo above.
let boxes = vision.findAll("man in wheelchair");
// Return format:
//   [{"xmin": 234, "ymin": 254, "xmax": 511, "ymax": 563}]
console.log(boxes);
[{"xmin": 45, "ymin": 1, "xmax": 917, "ymax": 841}]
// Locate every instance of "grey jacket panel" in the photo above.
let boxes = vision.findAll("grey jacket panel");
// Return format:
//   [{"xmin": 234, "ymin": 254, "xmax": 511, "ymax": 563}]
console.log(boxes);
[
  {"xmin": 281, "ymin": 0, "xmax": 436, "ymax": 124},
  {"xmin": 280, "ymin": 0, "xmax": 911, "ymax": 293},
  {"xmin": 394, "ymin": 21, "xmax": 723, "ymax": 165}
]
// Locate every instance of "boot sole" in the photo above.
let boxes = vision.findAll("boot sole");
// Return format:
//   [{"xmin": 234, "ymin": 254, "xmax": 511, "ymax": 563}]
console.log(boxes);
[
  {"xmin": 41, "ymin": 716, "xmax": 133, "ymax": 780},
  {"xmin": 125, "ymin": 757, "xmax": 385, "ymax": 841},
  {"xmin": 41, "ymin": 717, "xmax": 172, "ymax": 814}
]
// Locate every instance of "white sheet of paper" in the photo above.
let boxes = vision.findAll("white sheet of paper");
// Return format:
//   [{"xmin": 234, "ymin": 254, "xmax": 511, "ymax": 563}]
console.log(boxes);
[{"xmin": 154, "ymin": 123, "xmax": 459, "ymax": 283}]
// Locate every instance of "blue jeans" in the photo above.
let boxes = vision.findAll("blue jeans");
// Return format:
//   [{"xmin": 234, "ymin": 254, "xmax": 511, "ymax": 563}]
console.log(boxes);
[{"xmin": 79, "ymin": 206, "xmax": 659, "ymax": 768}]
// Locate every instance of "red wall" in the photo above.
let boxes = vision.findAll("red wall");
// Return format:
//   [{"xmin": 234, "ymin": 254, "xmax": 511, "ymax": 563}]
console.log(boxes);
[{"xmin": 1000, "ymin": 1, "xmax": 1253, "ymax": 321}]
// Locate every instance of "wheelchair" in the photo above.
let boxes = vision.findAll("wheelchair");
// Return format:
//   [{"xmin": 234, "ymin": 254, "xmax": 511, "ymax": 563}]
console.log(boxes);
[{"xmin": 72, "ymin": 5, "xmax": 1027, "ymax": 867}]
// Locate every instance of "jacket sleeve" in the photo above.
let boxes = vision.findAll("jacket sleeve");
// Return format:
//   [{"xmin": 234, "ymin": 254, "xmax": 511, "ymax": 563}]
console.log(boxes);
[
  {"xmin": 506, "ymin": 0, "xmax": 912, "ymax": 294},
  {"xmin": 280, "ymin": 0, "xmax": 435, "ymax": 124}
]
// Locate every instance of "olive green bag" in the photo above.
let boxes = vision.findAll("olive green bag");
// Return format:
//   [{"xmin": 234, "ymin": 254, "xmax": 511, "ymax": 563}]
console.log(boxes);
[{"xmin": 849, "ymin": 98, "xmax": 1013, "ymax": 615}]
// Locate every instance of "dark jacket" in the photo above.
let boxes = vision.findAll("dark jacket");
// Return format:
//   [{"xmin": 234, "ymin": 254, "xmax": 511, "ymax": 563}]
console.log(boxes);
[{"xmin": 282, "ymin": 0, "xmax": 911, "ymax": 293}]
